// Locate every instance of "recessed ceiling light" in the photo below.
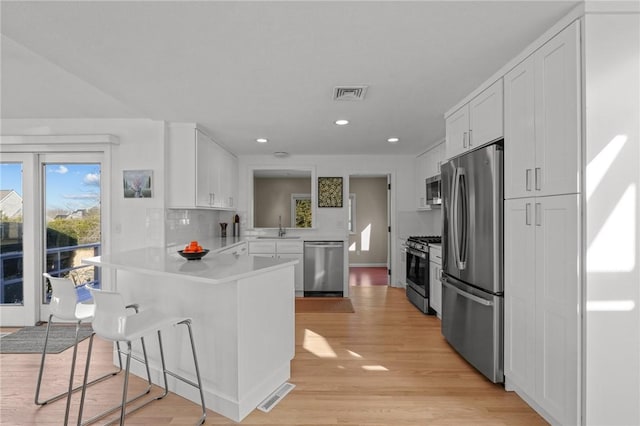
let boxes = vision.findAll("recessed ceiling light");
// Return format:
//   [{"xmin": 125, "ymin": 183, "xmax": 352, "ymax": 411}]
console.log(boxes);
[
  {"xmin": 335, "ymin": 119, "xmax": 349, "ymax": 126},
  {"xmin": 387, "ymin": 137, "xmax": 399, "ymax": 143},
  {"xmin": 256, "ymin": 138, "xmax": 268, "ymax": 143}
]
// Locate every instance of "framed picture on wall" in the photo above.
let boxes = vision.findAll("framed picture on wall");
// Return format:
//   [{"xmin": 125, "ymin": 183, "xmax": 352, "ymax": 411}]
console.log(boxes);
[
  {"xmin": 123, "ymin": 170, "xmax": 153, "ymax": 198},
  {"xmin": 318, "ymin": 177, "xmax": 343, "ymax": 208}
]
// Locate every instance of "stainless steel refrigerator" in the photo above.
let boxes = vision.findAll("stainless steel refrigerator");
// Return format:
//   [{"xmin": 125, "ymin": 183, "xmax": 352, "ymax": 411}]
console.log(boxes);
[{"xmin": 440, "ymin": 140, "xmax": 504, "ymax": 383}]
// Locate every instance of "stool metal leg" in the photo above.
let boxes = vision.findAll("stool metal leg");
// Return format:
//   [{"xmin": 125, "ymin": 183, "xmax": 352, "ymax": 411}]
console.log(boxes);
[
  {"xmin": 182, "ymin": 320, "xmax": 207, "ymax": 425},
  {"xmin": 79, "ymin": 320, "xmax": 206, "ymax": 426},
  {"xmin": 35, "ymin": 318, "xmax": 123, "ymax": 426},
  {"xmin": 35, "ymin": 318, "xmax": 122, "ymax": 406},
  {"xmin": 78, "ymin": 337, "xmax": 152, "ymax": 426}
]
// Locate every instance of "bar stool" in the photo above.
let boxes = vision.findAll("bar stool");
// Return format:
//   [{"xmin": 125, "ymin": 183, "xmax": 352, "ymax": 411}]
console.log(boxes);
[
  {"xmin": 35, "ymin": 274, "xmax": 140, "ymax": 425},
  {"xmin": 78, "ymin": 288, "xmax": 206, "ymax": 426}
]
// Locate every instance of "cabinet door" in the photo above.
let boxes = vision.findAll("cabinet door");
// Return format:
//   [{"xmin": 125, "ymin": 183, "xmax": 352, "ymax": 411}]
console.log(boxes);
[
  {"xmin": 225, "ymin": 150, "xmax": 238, "ymax": 208},
  {"xmin": 534, "ymin": 194, "xmax": 579, "ymax": 425},
  {"xmin": 276, "ymin": 241, "xmax": 303, "ymax": 254},
  {"xmin": 434, "ymin": 142, "xmax": 445, "ymax": 175},
  {"xmin": 469, "ymin": 79, "xmax": 503, "ymax": 148},
  {"xmin": 504, "ymin": 56, "xmax": 536, "ymax": 199},
  {"xmin": 195, "ymin": 130, "xmax": 214, "ymax": 207},
  {"xmin": 534, "ymin": 21, "xmax": 580, "ymax": 197},
  {"xmin": 278, "ymin": 253, "xmax": 304, "ymax": 292},
  {"xmin": 429, "ymin": 261, "xmax": 441, "ymax": 315},
  {"xmin": 248, "ymin": 241, "xmax": 276, "ymax": 255},
  {"xmin": 415, "ymin": 152, "xmax": 429, "ymax": 209},
  {"xmin": 445, "ymin": 104, "xmax": 470, "ymax": 160},
  {"xmin": 504, "ymin": 198, "xmax": 536, "ymax": 396},
  {"xmin": 167, "ymin": 124, "xmax": 198, "ymax": 208}
]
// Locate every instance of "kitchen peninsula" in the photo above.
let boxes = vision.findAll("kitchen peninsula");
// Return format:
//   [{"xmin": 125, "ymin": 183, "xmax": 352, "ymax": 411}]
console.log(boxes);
[{"xmin": 83, "ymin": 244, "xmax": 297, "ymax": 422}]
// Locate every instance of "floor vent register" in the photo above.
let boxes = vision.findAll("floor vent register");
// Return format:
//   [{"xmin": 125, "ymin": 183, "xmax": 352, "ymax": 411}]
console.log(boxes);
[{"xmin": 257, "ymin": 382, "xmax": 296, "ymax": 413}]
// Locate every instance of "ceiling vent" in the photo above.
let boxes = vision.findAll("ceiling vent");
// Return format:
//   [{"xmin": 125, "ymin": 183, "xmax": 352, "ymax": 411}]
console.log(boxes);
[{"xmin": 333, "ymin": 86, "xmax": 368, "ymax": 101}]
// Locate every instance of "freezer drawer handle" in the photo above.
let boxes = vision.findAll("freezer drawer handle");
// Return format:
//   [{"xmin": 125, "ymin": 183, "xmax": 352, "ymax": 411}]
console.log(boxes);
[{"xmin": 442, "ymin": 280, "xmax": 493, "ymax": 307}]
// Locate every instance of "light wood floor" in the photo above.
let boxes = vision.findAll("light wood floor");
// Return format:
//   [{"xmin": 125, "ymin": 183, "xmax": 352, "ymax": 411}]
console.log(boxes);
[
  {"xmin": 349, "ymin": 267, "xmax": 389, "ymax": 286},
  {"xmin": 0, "ymin": 286, "xmax": 547, "ymax": 425}
]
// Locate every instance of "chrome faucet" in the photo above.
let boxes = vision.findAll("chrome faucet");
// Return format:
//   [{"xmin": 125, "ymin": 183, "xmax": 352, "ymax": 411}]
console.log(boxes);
[{"xmin": 278, "ymin": 215, "xmax": 286, "ymax": 237}]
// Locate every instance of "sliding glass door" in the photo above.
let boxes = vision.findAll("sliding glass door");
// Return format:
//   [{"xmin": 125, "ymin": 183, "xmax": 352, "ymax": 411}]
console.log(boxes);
[
  {"xmin": 41, "ymin": 155, "xmax": 102, "ymax": 306},
  {"xmin": 0, "ymin": 154, "xmax": 36, "ymax": 326},
  {"xmin": 0, "ymin": 152, "xmax": 105, "ymax": 326}
]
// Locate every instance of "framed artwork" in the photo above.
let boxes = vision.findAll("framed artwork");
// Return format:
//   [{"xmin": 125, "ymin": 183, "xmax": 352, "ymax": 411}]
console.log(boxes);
[
  {"xmin": 123, "ymin": 170, "xmax": 153, "ymax": 198},
  {"xmin": 318, "ymin": 177, "xmax": 343, "ymax": 208}
]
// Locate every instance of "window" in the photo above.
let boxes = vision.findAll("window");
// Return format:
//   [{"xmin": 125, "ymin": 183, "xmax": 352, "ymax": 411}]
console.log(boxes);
[{"xmin": 291, "ymin": 194, "xmax": 312, "ymax": 228}]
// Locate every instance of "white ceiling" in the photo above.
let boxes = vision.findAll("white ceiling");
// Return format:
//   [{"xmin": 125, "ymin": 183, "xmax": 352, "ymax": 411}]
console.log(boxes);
[{"xmin": 1, "ymin": 1, "xmax": 580, "ymax": 156}]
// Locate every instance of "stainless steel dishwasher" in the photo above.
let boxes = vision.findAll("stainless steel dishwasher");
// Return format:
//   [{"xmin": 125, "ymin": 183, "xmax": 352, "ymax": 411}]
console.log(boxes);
[{"xmin": 303, "ymin": 241, "xmax": 344, "ymax": 297}]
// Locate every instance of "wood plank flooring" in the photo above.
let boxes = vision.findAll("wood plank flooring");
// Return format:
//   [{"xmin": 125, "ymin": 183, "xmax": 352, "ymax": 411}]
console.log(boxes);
[
  {"xmin": 349, "ymin": 267, "xmax": 389, "ymax": 286},
  {"xmin": 0, "ymin": 286, "xmax": 547, "ymax": 425}
]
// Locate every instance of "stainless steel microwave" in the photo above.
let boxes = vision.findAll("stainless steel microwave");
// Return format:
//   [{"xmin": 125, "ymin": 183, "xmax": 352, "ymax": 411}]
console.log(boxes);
[{"xmin": 425, "ymin": 175, "xmax": 441, "ymax": 206}]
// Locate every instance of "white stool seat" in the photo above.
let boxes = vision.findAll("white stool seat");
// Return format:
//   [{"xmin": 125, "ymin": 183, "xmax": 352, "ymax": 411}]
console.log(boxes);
[
  {"xmin": 74, "ymin": 303, "xmax": 95, "ymax": 321},
  {"xmin": 79, "ymin": 289, "xmax": 206, "ymax": 425},
  {"xmin": 97, "ymin": 308, "xmax": 186, "ymax": 343}
]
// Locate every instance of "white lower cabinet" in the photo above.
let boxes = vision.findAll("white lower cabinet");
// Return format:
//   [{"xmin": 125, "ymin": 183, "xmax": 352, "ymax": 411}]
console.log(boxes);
[
  {"xmin": 249, "ymin": 240, "xmax": 303, "ymax": 293},
  {"xmin": 504, "ymin": 194, "xmax": 580, "ymax": 426},
  {"xmin": 429, "ymin": 245, "xmax": 442, "ymax": 318}
]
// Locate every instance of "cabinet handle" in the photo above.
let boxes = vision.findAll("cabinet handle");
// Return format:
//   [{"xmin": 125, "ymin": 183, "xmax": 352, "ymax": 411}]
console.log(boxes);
[
  {"xmin": 535, "ymin": 203, "xmax": 542, "ymax": 226},
  {"xmin": 526, "ymin": 169, "xmax": 532, "ymax": 191},
  {"xmin": 525, "ymin": 203, "xmax": 531, "ymax": 225},
  {"xmin": 535, "ymin": 168, "xmax": 541, "ymax": 191},
  {"xmin": 463, "ymin": 132, "xmax": 468, "ymax": 148},
  {"xmin": 468, "ymin": 129, "xmax": 473, "ymax": 147}
]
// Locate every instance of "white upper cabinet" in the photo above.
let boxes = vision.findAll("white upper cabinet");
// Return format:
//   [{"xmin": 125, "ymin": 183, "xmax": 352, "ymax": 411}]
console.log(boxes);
[
  {"xmin": 415, "ymin": 141, "xmax": 445, "ymax": 210},
  {"xmin": 505, "ymin": 21, "xmax": 580, "ymax": 199},
  {"xmin": 168, "ymin": 124, "xmax": 238, "ymax": 210},
  {"xmin": 415, "ymin": 151, "xmax": 430, "ymax": 209},
  {"xmin": 445, "ymin": 104, "xmax": 470, "ymax": 160},
  {"xmin": 445, "ymin": 79, "xmax": 503, "ymax": 160},
  {"xmin": 469, "ymin": 79, "xmax": 504, "ymax": 148}
]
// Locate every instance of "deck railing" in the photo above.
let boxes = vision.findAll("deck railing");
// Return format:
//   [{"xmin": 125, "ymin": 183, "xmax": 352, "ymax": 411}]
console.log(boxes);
[{"xmin": 0, "ymin": 242, "xmax": 101, "ymax": 304}]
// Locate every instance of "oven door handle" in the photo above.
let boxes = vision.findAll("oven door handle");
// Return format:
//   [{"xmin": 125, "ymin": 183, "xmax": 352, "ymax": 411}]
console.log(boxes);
[{"xmin": 406, "ymin": 247, "xmax": 427, "ymax": 259}]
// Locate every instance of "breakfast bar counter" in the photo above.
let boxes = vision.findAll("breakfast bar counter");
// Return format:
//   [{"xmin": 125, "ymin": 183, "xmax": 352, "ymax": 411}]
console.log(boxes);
[{"xmin": 83, "ymin": 247, "xmax": 296, "ymax": 422}]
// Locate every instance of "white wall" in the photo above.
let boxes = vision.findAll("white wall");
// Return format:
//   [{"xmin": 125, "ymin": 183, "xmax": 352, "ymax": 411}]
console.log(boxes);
[
  {"xmin": 583, "ymin": 13, "xmax": 640, "ymax": 426},
  {"xmin": 238, "ymin": 154, "xmax": 433, "ymax": 287},
  {"xmin": 1, "ymin": 118, "xmax": 166, "ymax": 252}
]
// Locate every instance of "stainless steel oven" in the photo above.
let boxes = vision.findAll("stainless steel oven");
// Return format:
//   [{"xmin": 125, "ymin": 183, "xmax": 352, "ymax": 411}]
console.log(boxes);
[{"xmin": 405, "ymin": 236, "xmax": 441, "ymax": 314}]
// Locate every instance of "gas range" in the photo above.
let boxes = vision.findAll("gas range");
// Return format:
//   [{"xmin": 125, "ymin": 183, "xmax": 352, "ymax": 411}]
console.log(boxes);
[{"xmin": 407, "ymin": 235, "xmax": 441, "ymax": 252}]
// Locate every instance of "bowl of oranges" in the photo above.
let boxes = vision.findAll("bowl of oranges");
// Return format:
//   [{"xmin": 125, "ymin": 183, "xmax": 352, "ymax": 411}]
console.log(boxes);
[{"xmin": 178, "ymin": 241, "xmax": 210, "ymax": 260}]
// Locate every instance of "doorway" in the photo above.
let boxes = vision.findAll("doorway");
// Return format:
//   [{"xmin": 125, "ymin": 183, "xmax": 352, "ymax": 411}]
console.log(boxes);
[{"xmin": 347, "ymin": 175, "xmax": 390, "ymax": 287}]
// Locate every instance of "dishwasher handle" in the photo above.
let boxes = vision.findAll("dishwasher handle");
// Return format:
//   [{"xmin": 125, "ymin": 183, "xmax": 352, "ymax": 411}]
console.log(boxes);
[{"xmin": 304, "ymin": 243, "xmax": 344, "ymax": 248}]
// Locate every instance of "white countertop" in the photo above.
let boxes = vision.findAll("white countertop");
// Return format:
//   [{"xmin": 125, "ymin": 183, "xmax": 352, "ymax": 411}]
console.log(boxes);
[{"xmin": 83, "ymin": 245, "xmax": 297, "ymax": 285}]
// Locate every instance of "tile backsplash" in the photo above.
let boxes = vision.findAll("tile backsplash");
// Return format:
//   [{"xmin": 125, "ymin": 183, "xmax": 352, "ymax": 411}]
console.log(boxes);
[{"xmin": 164, "ymin": 209, "xmax": 221, "ymax": 247}]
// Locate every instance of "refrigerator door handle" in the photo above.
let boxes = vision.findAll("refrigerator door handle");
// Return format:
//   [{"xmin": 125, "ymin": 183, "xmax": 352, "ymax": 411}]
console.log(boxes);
[
  {"xmin": 451, "ymin": 166, "xmax": 461, "ymax": 269},
  {"xmin": 442, "ymin": 280, "xmax": 493, "ymax": 307},
  {"xmin": 459, "ymin": 168, "xmax": 468, "ymax": 270}
]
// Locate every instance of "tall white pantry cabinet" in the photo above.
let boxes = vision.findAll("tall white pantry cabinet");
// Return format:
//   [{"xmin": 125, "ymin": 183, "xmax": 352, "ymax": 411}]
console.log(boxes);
[{"xmin": 503, "ymin": 20, "xmax": 581, "ymax": 426}]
